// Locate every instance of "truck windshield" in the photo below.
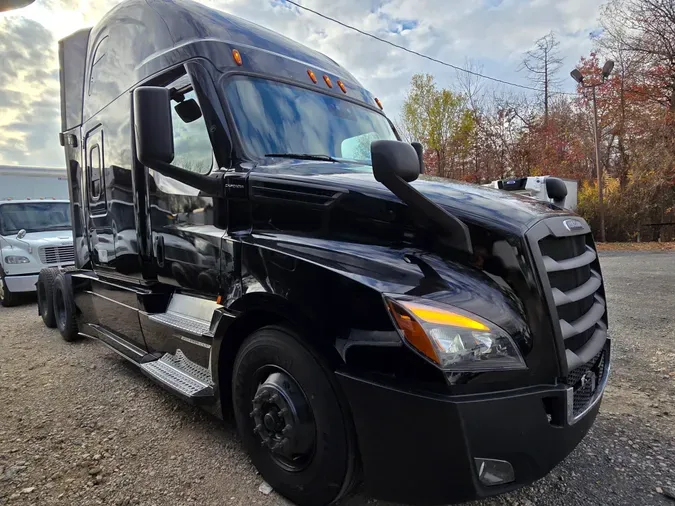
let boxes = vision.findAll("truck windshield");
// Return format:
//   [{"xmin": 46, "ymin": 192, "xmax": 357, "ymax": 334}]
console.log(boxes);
[
  {"xmin": 0, "ymin": 202, "xmax": 71, "ymax": 235},
  {"xmin": 224, "ymin": 76, "xmax": 397, "ymax": 165}
]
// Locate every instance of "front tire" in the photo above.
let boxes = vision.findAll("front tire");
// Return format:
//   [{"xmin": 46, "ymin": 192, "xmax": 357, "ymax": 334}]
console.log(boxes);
[
  {"xmin": 0, "ymin": 274, "xmax": 21, "ymax": 307},
  {"xmin": 37, "ymin": 268, "xmax": 59, "ymax": 327},
  {"xmin": 232, "ymin": 326, "xmax": 357, "ymax": 506},
  {"xmin": 53, "ymin": 273, "xmax": 79, "ymax": 342}
]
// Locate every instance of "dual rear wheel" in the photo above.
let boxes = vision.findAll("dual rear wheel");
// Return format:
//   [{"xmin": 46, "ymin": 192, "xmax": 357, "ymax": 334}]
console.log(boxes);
[{"xmin": 37, "ymin": 269, "xmax": 78, "ymax": 341}]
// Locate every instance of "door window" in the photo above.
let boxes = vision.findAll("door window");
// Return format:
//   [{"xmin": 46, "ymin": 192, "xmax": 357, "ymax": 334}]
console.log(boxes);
[
  {"xmin": 89, "ymin": 144, "xmax": 102, "ymax": 201},
  {"xmin": 170, "ymin": 89, "xmax": 214, "ymax": 174}
]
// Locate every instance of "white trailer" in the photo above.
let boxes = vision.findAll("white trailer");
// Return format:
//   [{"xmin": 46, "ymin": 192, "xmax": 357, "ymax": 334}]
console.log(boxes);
[
  {"xmin": 485, "ymin": 176, "xmax": 578, "ymax": 210},
  {"xmin": 0, "ymin": 166, "xmax": 74, "ymax": 306}
]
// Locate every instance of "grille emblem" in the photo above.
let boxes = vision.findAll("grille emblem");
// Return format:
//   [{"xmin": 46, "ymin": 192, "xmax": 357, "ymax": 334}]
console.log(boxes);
[
  {"xmin": 563, "ymin": 219, "xmax": 584, "ymax": 231},
  {"xmin": 580, "ymin": 371, "xmax": 597, "ymax": 391}
]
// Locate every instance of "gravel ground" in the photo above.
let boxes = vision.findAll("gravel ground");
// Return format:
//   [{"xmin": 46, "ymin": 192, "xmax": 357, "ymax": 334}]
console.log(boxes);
[{"xmin": 1, "ymin": 251, "xmax": 674, "ymax": 506}]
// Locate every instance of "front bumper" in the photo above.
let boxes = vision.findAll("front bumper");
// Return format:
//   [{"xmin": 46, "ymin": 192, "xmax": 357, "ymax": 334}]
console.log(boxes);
[
  {"xmin": 338, "ymin": 343, "xmax": 610, "ymax": 505},
  {"xmin": 4, "ymin": 274, "xmax": 39, "ymax": 293}
]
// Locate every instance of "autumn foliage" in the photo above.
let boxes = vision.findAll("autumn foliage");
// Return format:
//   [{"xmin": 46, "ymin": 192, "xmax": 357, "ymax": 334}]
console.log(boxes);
[{"xmin": 398, "ymin": 0, "xmax": 675, "ymax": 242}]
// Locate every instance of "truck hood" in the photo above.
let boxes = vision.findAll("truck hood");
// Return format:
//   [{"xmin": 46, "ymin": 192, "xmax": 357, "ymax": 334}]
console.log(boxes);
[
  {"xmin": 250, "ymin": 160, "xmax": 570, "ymax": 235},
  {"xmin": 2, "ymin": 231, "xmax": 73, "ymax": 252}
]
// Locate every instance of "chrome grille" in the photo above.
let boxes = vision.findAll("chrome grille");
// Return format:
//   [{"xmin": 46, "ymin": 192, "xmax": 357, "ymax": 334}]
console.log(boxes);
[{"xmin": 39, "ymin": 245, "xmax": 75, "ymax": 265}]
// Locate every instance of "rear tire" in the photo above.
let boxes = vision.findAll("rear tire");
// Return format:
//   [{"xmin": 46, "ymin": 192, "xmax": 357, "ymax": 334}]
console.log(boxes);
[
  {"xmin": 0, "ymin": 274, "xmax": 21, "ymax": 308},
  {"xmin": 53, "ymin": 273, "xmax": 79, "ymax": 342},
  {"xmin": 37, "ymin": 268, "xmax": 59, "ymax": 327},
  {"xmin": 232, "ymin": 326, "xmax": 357, "ymax": 506}
]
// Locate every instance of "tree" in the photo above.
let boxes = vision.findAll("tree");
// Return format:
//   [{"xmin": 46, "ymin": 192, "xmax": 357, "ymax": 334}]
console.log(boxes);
[
  {"xmin": 600, "ymin": 0, "xmax": 675, "ymax": 113},
  {"xmin": 520, "ymin": 32, "xmax": 563, "ymax": 123},
  {"xmin": 400, "ymin": 74, "xmax": 475, "ymax": 178}
]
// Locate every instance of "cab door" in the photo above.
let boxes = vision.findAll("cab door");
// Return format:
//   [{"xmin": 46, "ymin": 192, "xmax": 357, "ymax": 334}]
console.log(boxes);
[
  {"xmin": 84, "ymin": 127, "xmax": 115, "ymax": 268},
  {"xmin": 146, "ymin": 73, "xmax": 222, "ymax": 295}
]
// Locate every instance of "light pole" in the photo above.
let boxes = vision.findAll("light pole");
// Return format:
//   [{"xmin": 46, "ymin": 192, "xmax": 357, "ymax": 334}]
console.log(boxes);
[{"xmin": 571, "ymin": 60, "xmax": 614, "ymax": 243}]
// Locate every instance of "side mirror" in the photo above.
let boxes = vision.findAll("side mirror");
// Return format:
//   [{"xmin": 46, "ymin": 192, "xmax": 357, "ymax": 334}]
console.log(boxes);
[
  {"xmin": 411, "ymin": 142, "xmax": 425, "ymax": 175},
  {"xmin": 133, "ymin": 86, "xmax": 220, "ymax": 195},
  {"xmin": 16, "ymin": 229, "xmax": 26, "ymax": 239},
  {"xmin": 133, "ymin": 86, "xmax": 174, "ymax": 166},
  {"xmin": 370, "ymin": 140, "xmax": 473, "ymax": 255},
  {"xmin": 174, "ymin": 99, "xmax": 203, "ymax": 124},
  {"xmin": 546, "ymin": 177, "xmax": 568, "ymax": 207},
  {"xmin": 371, "ymin": 140, "xmax": 420, "ymax": 184}
]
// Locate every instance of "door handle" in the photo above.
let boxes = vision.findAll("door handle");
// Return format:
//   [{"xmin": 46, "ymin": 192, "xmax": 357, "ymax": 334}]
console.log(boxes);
[{"xmin": 155, "ymin": 235, "xmax": 165, "ymax": 268}]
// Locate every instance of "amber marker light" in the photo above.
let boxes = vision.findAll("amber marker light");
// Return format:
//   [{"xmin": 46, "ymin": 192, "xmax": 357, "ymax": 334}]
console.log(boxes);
[{"xmin": 232, "ymin": 49, "xmax": 243, "ymax": 66}]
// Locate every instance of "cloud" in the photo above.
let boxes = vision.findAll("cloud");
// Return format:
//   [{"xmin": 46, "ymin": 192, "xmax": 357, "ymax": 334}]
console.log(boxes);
[
  {"xmin": 0, "ymin": 0, "xmax": 605, "ymax": 166},
  {"xmin": 0, "ymin": 16, "xmax": 62, "ymax": 165}
]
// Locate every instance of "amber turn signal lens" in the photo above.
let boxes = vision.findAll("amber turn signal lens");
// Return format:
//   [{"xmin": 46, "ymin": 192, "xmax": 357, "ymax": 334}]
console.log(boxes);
[
  {"xmin": 387, "ymin": 300, "xmax": 440, "ymax": 364},
  {"xmin": 323, "ymin": 75, "xmax": 333, "ymax": 88},
  {"xmin": 307, "ymin": 69, "xmax": 318, "ymax": 83},
  {"xmin": 232, "ymin": 49, "xmax": 243, "ymax": 66},
  {"xmin": 375, "ymin": 97, "xmax": 383, "ymax": 109},
  {"xmin": 337, "ymin": 80, "xmax": 347, "ymax": 93},
  {"xmin": 404, "ymin": 302, "xmax": 489, "ymax": 330}
]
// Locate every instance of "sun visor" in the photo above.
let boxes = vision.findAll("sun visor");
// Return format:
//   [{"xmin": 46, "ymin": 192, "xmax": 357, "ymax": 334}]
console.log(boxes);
[{"xmin": 59, "ymin": 28, "xmax": 92, "ymax": 132}]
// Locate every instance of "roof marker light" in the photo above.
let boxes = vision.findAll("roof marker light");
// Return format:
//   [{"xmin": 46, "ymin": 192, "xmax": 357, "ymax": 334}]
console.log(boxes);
[
  {"xmin": 323, "ymin": 75, "xmax": 333, "ymax": 88},
  {"xmin": 337, "ymin": 80, "xmax": 347, "ymax": 93},
  {"xmin": 307, "ymin": 69, "xmax": 318, "ymax": 84},
  {"xmin": 375, "ymin": 98, "xmax": 384, "ymax": 110},
  {"xmin": 232, "ymin": 49, "xmax": 243, "ymax": 66}
]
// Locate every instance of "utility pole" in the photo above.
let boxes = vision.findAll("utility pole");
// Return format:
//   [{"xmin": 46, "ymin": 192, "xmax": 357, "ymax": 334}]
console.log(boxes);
[{"xmin": 571, "ymin": 61, "xmax": 614, "ymax": 243}]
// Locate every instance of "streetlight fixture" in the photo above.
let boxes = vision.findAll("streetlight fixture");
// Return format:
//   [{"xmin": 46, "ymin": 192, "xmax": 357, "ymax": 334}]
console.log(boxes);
[{"xmin": 570, "ymin": 60, "xmax": 614, "ymax": 243}]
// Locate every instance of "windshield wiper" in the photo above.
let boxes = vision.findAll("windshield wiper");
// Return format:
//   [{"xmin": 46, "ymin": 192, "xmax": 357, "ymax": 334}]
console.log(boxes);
[{"xmin": 265, "ymin": 153, "xmax": 340, "ymax": 163}]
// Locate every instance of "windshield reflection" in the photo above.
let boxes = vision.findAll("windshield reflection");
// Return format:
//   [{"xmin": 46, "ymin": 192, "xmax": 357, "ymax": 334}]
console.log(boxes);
[{"xmin": 224, "ymin": 77, "xmax": 397, "ymax": 165}]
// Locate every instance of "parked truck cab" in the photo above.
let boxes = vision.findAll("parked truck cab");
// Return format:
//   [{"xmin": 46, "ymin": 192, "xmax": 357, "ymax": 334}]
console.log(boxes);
[
  {"xmin": 0, "ymin": 166, "xmax": 74, "ymax": 307},
  {"xmin": 49, "ymin": 1, "xmax": 611, "ymax": 504}
]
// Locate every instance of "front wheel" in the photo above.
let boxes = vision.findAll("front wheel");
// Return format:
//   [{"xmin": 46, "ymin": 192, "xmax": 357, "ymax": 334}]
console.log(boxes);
[
  {"xmin": 232, "ymin": 326, "xmax": 357, "ymax": 506},
  {"xmin": 0, "ymin": 275, "xmax": 21, "ymax": 307}
]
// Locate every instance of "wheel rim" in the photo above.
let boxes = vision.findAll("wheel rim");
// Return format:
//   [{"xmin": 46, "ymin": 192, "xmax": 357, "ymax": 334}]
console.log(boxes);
[
  {"xmin": 249, "ymin": 366, "xmax": 316, "ymax": 472},
  {"xmin": 55, "ymin": 288, "xmax": 66, "ymax": 328},
  {"xmin": 0, "ymin": 278, "xmax": 5, "ymax": 301}
]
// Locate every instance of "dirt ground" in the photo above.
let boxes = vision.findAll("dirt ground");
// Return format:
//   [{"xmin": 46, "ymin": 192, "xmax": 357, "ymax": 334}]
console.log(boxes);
[{"xmin": 1, "ymin": 251, "xmax": 674, "ymax": 506}]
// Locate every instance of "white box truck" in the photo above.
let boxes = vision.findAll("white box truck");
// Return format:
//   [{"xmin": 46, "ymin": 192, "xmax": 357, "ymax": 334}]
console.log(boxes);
[{"xmin": 0, "ymin": 166, "xmax": 74, "ymax": 306}]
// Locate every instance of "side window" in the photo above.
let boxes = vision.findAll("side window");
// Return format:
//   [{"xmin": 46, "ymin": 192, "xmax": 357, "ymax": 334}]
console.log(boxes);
[
  {"xmin": 88, "ymin": 36, "xmax": 108, "ymax": 96},
  {"xmin": 170, "ymin": 89, "xmax": 214, "ymax": 174},
  {"xmin": 89, "ymin": 145, "xmax": 102, "ymax": 201},
  {"xmin": 341, "ymin": 132, "xmax": 380, "ymax": 162}
]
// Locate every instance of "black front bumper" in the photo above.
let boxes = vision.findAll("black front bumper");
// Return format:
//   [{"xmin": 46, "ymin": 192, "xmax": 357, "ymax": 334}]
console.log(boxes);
[{"xmin": 338, "ymin": 346, "xmax": 609, "ymax": 505}]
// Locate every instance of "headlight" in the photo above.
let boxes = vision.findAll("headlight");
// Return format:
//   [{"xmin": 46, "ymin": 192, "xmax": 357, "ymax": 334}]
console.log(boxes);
[
  {"xmin": 385, "ymin": 296, "xmax": 525, "ymax": 372},
  {"xmin": 5, "ymin": 255, "xmax": 30, "ymax": 264}
]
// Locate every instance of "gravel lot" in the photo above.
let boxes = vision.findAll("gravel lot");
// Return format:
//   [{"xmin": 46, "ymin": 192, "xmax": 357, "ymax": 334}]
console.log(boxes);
[{"xmin": 1, "ymin": 251, "xmax": 674, "ymax": 506}]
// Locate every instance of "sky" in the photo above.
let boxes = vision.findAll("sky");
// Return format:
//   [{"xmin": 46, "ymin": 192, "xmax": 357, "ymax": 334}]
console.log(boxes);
[{"xmin": 0, "ymin": 0, "xmax": 606, "ymax": 167}]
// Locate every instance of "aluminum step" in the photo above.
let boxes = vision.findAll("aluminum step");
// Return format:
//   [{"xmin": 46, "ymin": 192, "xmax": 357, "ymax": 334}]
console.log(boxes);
[
  {"xmin": 148, "ymin": 312, "xmax": 211, "ymax": 336},
  {"xmin": 140, "ymin": 350, "xmax": 214, "ymax": 398}
]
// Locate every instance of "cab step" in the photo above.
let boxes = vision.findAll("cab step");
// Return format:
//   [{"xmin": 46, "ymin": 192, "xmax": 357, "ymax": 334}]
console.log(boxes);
[
  {"xmin": 147, "ymin": 311, "xmax": 210, "ymax": 336},
  {"xmin": 139, "ymin": 350, "xmax": 214, "ymax": 398}
]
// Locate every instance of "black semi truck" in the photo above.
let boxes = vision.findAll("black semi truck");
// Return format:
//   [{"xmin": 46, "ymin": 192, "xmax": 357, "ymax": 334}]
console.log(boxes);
[{"xmin": 40, "ymin": 1, "xmax": 611, "ymax": 504}]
